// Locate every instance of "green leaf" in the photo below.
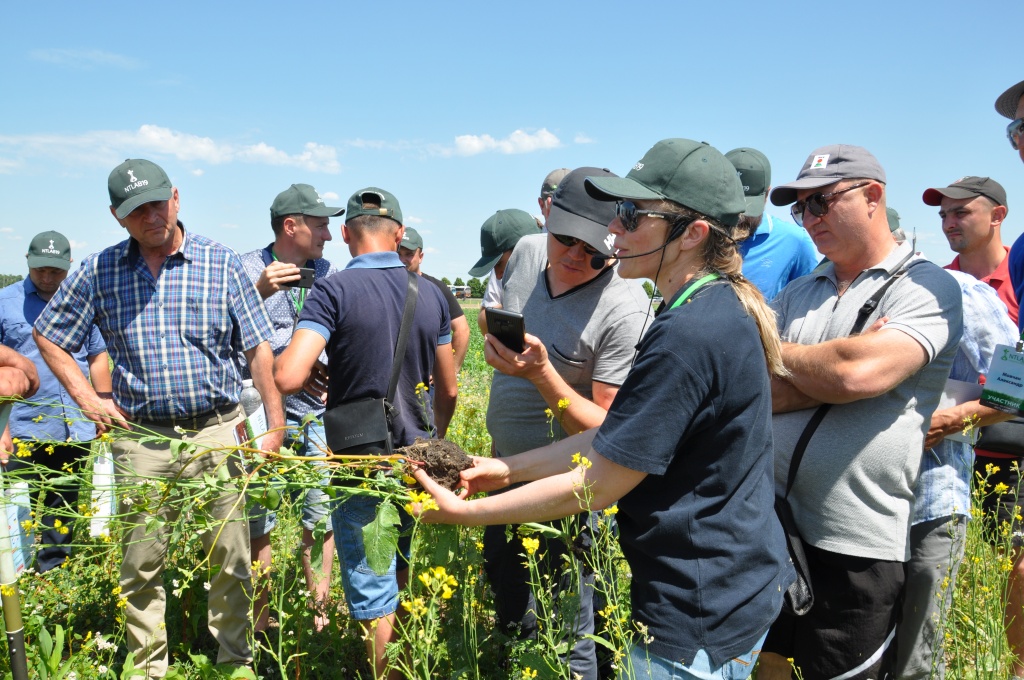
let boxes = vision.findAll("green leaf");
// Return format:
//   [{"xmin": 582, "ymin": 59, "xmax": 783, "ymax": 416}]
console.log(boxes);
[
  {"xmin": 216, "ymin": 463, "xmax": 231, "ymax": 483},
  {"xmin": 144, "ymin": 515, "xmax": 166, "ymax": 535},
  {"xmin": 169, "ymin": 439, "xmax": 192, "ymax": 464},
  {"xmin": 424, "ymin": 524, "xmax": 459, "ymax": 566},
  {"xmin": 582, "ymin": 633, "xmax": 617, "ymax": 651},
  {"xmin": 363, "ymin": 501, "xmax": 401, "ymax": 576},
  {"xmin": 300, "ymin": 413, "xmax": 320, "ymax": 427}
]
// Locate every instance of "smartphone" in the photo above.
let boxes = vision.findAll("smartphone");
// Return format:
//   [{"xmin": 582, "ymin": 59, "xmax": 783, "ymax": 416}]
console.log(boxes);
[
  {"xmin": 283, "ymin": 267, "xmax": 316, "ymax": 289},
  {"xmin": 485, "ymin": 308, "xmax": 526, "ymax": 353}
]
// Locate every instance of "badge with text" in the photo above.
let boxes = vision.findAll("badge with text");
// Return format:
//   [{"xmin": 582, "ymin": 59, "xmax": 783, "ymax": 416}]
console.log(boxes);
[{"xmin": 981, "ymin": 344, "xmax": 1024, "ymax": 417}]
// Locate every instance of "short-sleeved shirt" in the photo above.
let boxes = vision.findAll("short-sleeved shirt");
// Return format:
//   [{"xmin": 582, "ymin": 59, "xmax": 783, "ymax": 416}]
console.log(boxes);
[
  {"xmin": 34, "ymin": 223, "xmax": 274, "ymax": 420},
  {"xmin": 771, "ymin": 242, "xmax": 962, "ymax": 561},
  {"xmin": 913, "ymin": 270, "xmax": 1019, "ymax": 523},
  {"xmin": 1010, "ymin": 232, "xmax": 1024, "ymax": 334},
  {"xmin": 295, "ymin": 251, "xmax": 451, "ymax": 447},
  {"xmin": 481, "ymin": 270, "xmax": 502, "ymax": 308},
  {"xmin": 422, "ymin": 273, "xmax": 464, "ymax": 322},
  {"xmin": 238, "ymin": 245, "xmax": 338, "ymax": 420},
  {"xmin": 486, "ymin": 234, "xmax": 652, "ymax": 456},
  {"xmin": 739, "ymin": 213, "xmax": 818, "ymax": 301},
  {"xmin": 946, "ymin": 246, "xmax": 1019, "ymax": 326},
  {"xmin": 0, "ymin": 277, "xmax": 106, "ymax": 442},
  {"xmin": 594, "ymin": 281, "xmax": 791, "ymax": 667}
]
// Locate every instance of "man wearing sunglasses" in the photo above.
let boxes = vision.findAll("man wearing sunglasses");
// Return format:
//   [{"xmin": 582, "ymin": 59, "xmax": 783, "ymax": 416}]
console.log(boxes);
[
  {"xmin": 481, "ymin": 166, "xmax": 651, "ymax": 680},
  {"xmin": 759, "ymin": 144, "xmax": 963, "ymax": 680},
  {"xmin": 996, "ymin": 79, "xmax": 1024, "ymax": 335}
]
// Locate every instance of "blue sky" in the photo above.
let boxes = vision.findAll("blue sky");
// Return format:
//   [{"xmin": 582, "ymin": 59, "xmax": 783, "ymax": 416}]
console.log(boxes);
[{"xmin": 1, "ymin": 1, "xmax": 1022, "ymax": 282}]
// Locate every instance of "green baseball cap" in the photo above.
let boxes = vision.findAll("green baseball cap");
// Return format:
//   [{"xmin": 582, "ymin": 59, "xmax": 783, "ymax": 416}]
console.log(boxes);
[
  {"xmin": 725, "ymin": 147, "xmax": 771, "ymax": 219},
  {"xmin": 584, "ymin": 139, "xmax": 746, "ymax": 227},
  {"xmin": 401, "ymin": 226, "xmax": 424, "ymax": 251},
  {"xmin": 108, "ymin": 159, "xmax": 173, "ymax": 219},
  {"xmin": 270, "ymin": 184, "xmax": 343, "ymax": 219},
  {"xmin": 346, "ymin": 187, "xmax": 403, "ymax": 226},
  {"xmin": 885, "ymin": 207, "xmax": 901, "ymax": 233},
  {"xmin": 26, "ymin": 231, "xmax": 72, "ymax": 270},
  {"xmin": 469, "ymin": 209, "xmax": 538, "ymax": 277}
]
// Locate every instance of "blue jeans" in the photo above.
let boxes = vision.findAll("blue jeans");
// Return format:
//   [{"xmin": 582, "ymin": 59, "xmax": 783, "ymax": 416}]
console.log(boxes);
[
  {"xmin": 248, "ymin": 417, "xmax": 333, "ymax": 537},
  {"xmin": 332, "ymin": 493, "xmax": 413, "ymax": 620},
  {"xmin": 620, "ymin": 632, "xmax": 766, "ymax": 680}
]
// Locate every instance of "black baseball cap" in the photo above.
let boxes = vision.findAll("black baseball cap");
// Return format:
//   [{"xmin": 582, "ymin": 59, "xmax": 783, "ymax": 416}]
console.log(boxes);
[{"xmin": 545, "ymin": 167, "xmax": 618, "ymax": 256}]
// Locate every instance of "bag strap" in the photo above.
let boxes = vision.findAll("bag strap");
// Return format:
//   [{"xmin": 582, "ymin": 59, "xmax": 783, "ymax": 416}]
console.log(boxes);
[
  {"xmin": 387, "ymin": 271, "xmax": 420, "ymax": 405},
  {"xmin": 785, "ymin": 249, "xmax": 917, "ymax": 498}
]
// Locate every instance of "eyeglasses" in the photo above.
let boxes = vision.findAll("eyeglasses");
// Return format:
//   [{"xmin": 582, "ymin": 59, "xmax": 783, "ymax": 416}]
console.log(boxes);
[
  {"xmin": 551, "ymin": 232, "xmax": 600, "ymax": 256},
  {"xmin": 1007, "ymin": 118, "xmax": 1024, "ymax": 151},
  {"xmin": 614, "ymin": 201, "xmax": 678, "ymax": 232},
  {"xmin": 790, "ymin": 182, "xmax": 869, "ymax": 226}
]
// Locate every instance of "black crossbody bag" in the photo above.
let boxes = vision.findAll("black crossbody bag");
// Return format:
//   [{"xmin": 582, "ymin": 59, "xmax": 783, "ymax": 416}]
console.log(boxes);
[
  {"xmin": 778, "ymin": 252, "xmax": 915, "ymax": 616},
  {"xmin": 323, "ymin": 271, "xmax": 419, "ymax": 456}
]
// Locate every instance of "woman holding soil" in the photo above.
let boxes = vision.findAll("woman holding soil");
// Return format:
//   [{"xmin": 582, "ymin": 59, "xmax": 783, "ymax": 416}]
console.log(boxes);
[{"xmin": 413, "ymin": 138, "xmax": 794, "ymax": 679}]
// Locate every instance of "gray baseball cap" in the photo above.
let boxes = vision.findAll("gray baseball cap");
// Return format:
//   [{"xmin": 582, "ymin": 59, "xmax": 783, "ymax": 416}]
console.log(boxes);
[
  {"xmin": 726, "ymin": 148, "xmax": 771, "ymax": 218},
  {"xmin": 922, "ymin": 176, "xmax": 1007, "ymax": 208},
  {"xmin": 546, "ymin": 167, "xmax": 618, "ymax": 256},
  {"xmin": 770, "ymin": 144, "xmax": 886, "ymax": 206},
  {"xmin": 996, "ymin": 79, "xmax": 1024, "ymax": 120},
  {"xmin": 540, "ymin": 168, "xmax": 571, "ymax": 199}
]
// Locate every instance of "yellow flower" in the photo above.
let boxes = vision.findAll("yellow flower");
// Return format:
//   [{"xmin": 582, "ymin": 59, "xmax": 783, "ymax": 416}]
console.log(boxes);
[
  {"xmin": 402, "ymin": 474, "xmax": 417, "ymax": 486},
  {"xmin": 995, "ymin": 482, "xmax": 1011, "ymax": 496},
  {"xmin": 522, "ymin": 667, "xmax": 538, "ymax": 679},
  {"xmin": 571, "ymin": 452, "xmax": 592, "ymax": 469},
  {"xmin": 32, "ymin": 415, "xmax": 44, "ymax": 423},
  {"xmin": 521, "ymin": 537, "xmax": 540, "ymax": 556},
  {"xmin": 544, "ymin": 408, "xmax": 554, "ymax": 419},
  {"xmin": 405, "ymin": 490, "xmax": 439, "ymax": 515},
  {"xmin": 603, "ymin": 505, "xmax": 619, "ymax": 516},
  {"xmin": 557, "ymin": 397, "xmax": 571, "ymax": 412}
]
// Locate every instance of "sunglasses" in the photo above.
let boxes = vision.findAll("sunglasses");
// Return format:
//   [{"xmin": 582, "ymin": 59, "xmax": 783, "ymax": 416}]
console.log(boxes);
[
  {"xmin": 1007, "ymin": 118, "xmax": 1024, "ymax": 151},
  {"xmin": 790, "ymin": 182, "xmax": 869, "ymax": 226},
  {"xmin": 551, "ymin": 232, "xmax": 600, "ymax": 256},
  {"xmin": 615, "ymin": 200, "xmax": 678, "ymax": 232}
]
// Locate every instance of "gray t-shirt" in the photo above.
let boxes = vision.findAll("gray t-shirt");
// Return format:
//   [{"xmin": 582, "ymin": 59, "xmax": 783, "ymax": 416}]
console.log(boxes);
[
  {"xmin": 487, "ymin": 234, "xmax": 652, "ymax": 456},
  {"xmin": 771, "ymin": 242, "xmax": 962, "ymax": 562}
]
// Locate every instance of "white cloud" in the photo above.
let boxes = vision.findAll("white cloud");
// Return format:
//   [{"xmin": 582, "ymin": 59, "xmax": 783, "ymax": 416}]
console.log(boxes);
[
  {"xmin": 0, "ymin": 158, "xmax": 19, "ymax": 174},
  {"xmin": 405, "ymin": 216, "xmax": 424, "ymax": 224},
  {"xmin": 68, "ymin": 239, "xmax": 88, "ymax": 251},
  {"xmin": 450, "ymin": 128, "xmax": 561, "ymax": 156},
  {"xmin": 574, "ymin": 133, "xmax": 595, "ymax": 144},
  {"xmin": 0, "ymin": 125, "xmax": 341, "ymax": 173},
  {"xmin": 191, "ymin": 168, "xmax": 204, "ymax": 176},
  {"xmin": 220, "ymin": 223, "xmax": 241, "ymax": 230},
  {"xmin": 29, "ymin": 49, "xmax": 142, "ymax": 70},
  {"xmin": 321, "ymin": 191, "xmax": 340, "ymax": 200},
  {"xmin": 0, "ymin": 228, "xmax": 13, "ymax": 233}
]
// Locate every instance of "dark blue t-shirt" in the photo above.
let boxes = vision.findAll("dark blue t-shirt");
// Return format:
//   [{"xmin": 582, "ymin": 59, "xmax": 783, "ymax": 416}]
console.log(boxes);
[
  {"xmin": 296, "ymin": 251, "xmax": 452, "ymax": 446},
  {"xmin": 1011, "ymin": 231, "xmax": 1024, "ymax": 333},
  {"xmin": 593, "ymin": 281, "xmax": 792, "ymax": 666}
]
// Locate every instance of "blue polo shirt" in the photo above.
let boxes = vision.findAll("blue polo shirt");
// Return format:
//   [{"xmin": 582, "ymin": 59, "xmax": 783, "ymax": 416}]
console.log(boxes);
[
  {"xmin": 1011, "ymin": 232, "xmax": 1024, "ymax": 333},
  {"xmin": 0, "ymin": 277, "xmax": 106, "ymax": 442},
  {"xmin": 296, "ymin": 251, "xmax": 451, "ymax": 446},
  {"xmin": 739, "ymin": 213, "xmax": 818, "ymax": 301}
]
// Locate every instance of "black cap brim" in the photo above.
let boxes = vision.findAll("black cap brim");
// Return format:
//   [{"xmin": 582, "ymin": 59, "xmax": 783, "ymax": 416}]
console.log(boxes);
[{"xmin": 546, "ymin": 203, "xmax": 614, "ymax": 256}]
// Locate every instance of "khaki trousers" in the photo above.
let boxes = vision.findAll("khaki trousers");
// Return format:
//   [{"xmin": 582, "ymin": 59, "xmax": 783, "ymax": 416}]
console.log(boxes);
[{"xmin": 112, "ymin": 411, "xmax": 252, "ymax": 678}]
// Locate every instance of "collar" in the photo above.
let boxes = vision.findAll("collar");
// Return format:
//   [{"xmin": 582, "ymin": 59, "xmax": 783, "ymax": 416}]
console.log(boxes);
[
  {"xmin": 817, "ymin": 241, "xmax": 914, "ymax": 284},
  {"xmin": 123, "ymin": 221, "xmax": 191, "ymax": 265},
  {"xmin": 753, "ymin": 213, "xmax": 774, "ymax": 237},
  {"xmin": 22, "ymin": 276, "xmax": 38, "ymax": 297},
  {"xmin": 946, "ymin": 245, "xmax": 1011, "ymax": 284},
  {"xmin": 344, "ymin": 251, "xmax": 406, "ymax": 270},
  {"xmin": 262, "ymin": 242, "xmax": 316, "ymax": 269}
]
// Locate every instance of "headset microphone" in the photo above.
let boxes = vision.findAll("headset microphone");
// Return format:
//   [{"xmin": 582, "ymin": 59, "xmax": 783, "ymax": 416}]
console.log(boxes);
[{"xmin": 589, "ymin": 242, "xmax": 673, "ymax": 270}]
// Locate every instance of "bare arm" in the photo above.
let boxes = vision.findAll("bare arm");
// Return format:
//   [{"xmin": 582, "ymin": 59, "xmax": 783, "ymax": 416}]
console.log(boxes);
[
  {"xmin": 477, "ymin": 306, "xmax": 489, "ymax": 336},
  {"xmin": 485, "ymin": 333, "xmax": 615, "ymax": 434},
  {"xmin": 32, "ymin": 329, "xmax": 127, "ymax": 432},
  {"xmin": 925, "ymin": 401, "xmax": 1015, "ymax": 449},
  {"xmin": 0, "ymin": 345, "xmax": 38, "ymax": 399},
  {"xmin": 780, "ymin": 329, "xmax": 929, "ymax": 405},
  {"xmin": 275, "ymin": 328, "xmax": 327, "ymax": 396},
  {"xmin": 87, "ymin": 351, "xmax": 113, "ymax": 393},
  {"xmin": 245, "ymin": 341, "xmax": 286, "ymax": 452},
  {"xmin": 432, "ymin": 343, "xmax": 458, "ymax": 439},
  {"xmin": 414, "ymin": 440, "xmax": 644, "ymax": 526},
  {"xmin": 771, "ymin": 375, "xmax": 824, "ymax": 414},
  {"xmin": 450, "ymin": 316, "xmax": 470, "ymax": 373}
]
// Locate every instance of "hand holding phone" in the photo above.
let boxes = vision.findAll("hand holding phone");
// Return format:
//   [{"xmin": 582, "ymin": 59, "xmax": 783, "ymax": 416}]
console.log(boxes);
[
  {"xmin": 282, "ymin": 267, "xmax": 316, "ymax": 289},
  {"xmin": 484, "ymin": 308, "xmax": 526, "ymax": 353}
]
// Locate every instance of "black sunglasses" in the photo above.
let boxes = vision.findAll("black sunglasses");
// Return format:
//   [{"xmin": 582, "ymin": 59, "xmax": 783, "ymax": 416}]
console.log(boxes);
[
  {"xmin": 1007, "ymin": 118, "xmax": 1024, "ymax": 151},
  {"xmin": 551, "ymin": 232, "xmax": 600, "ymax": 256},
  {"xmin": 614, "ymin": 201, "xmax": 678, "ymax": 232},
  {"xmin": 790, "ymin": 182, "xmax": 869, "ymax": 226}
]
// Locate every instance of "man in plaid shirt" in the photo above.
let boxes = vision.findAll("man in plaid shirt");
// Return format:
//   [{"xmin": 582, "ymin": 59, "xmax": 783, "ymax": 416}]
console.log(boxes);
[{"xmin": 33, "ymin": 158, "xmax": 284, "ymax": 677}]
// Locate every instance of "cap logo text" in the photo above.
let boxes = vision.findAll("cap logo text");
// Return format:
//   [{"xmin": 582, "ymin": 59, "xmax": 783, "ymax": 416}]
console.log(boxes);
[
  {"xmin": 810, "ymin": 154, "xmax": 830, "ymax": 169},
  {"xmin": 633, "ymin": 162, "xmax": 644, "ymax": 171},
  {"xmin": 40, "ymin": 239, "xmax": 62, "ymax": 256}
]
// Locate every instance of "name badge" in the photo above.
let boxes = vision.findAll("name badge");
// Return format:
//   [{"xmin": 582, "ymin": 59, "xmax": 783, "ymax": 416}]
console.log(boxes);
[{"xmin": 981, "ymin": 343, "xmax": 1024, "ymax": 417}]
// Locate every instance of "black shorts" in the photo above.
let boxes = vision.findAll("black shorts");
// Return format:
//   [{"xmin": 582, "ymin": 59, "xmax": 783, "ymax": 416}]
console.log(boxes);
[
  {"xmin": 764, "ymin": 542, "xmax": 904, "ymax": 680},
  {"xmin": 974, "ymin": 455, "xmax": 1024, "ymax": 548}
]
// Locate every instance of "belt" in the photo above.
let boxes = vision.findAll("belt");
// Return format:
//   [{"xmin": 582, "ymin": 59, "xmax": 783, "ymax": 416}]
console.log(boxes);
[{"xmin": 136, "ymin": 404, "xmax": 241, "ymax": 431}]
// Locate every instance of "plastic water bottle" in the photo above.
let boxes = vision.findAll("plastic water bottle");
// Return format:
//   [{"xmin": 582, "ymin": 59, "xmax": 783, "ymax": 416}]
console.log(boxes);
[{"xmin": 239, "ymin": 379, "xmax": 262, "ymax": 416}]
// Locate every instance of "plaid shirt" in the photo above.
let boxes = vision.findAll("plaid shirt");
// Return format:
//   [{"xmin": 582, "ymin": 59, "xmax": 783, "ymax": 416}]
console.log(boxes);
[
  {"xmin": 34, "ymin": 223, "xmax": 273, "ymax": 420},
  {"xmin": 913, "ymin": 269, "xmax": 1020, "ymax": 523}
]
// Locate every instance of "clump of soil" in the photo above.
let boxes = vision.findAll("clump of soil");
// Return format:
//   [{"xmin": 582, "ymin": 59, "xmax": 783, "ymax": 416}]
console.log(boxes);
[{"xmin": 398, "ymin": 437, "xmax": 473, "ymax": 492}]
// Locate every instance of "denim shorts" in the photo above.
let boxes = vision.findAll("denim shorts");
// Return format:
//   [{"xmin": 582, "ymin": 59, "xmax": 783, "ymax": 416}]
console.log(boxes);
[
  {"xmin": 332, "ymin": 493, "xmax": 413, "ymax": 620},
  {"xmin": 248, "ymin": 417, "xmax": 334, "ymax": 537},
  {"xmin": 620, "ymin": 632, "xmax": 766, "ymax": 680}
]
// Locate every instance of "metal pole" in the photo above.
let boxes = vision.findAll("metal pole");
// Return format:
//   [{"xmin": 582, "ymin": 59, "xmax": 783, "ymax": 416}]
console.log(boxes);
[{"xmin": 0, "ymin": 403, "xmax": 28, "ymax": 680}]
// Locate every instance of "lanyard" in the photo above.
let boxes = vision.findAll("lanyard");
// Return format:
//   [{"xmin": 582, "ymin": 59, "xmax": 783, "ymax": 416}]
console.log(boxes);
[
  {"xmin": 271, "ymin": 250, "xmax": 307, "ymax": 317},
  {"xmin": 668, "ymin": 273, "xmax": 721, "ymax": 310}
]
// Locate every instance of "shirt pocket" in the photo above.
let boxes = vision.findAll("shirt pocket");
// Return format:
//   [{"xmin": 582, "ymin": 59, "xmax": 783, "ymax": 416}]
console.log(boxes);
[{"xmin": 549, "ymin": 344, "xmax": 590, "ymax": 387}]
